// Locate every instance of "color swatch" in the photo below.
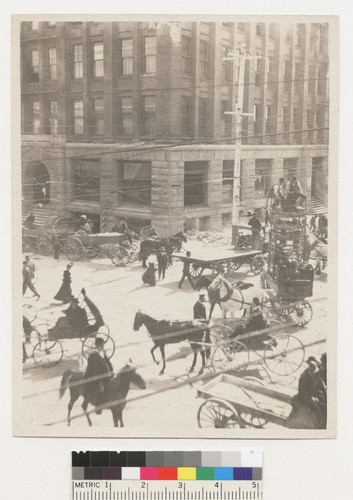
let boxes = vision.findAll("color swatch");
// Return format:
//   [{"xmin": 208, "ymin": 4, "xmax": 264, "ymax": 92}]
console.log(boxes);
[{"xmin": 72, "ymin": 451, "xmax": 262, "ymax": 481}]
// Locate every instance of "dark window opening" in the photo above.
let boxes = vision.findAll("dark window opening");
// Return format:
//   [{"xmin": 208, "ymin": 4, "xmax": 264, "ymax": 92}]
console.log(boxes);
[
  {"xmin": 184, "ymin": 161, "xmax": 207, "ymax": 207},
  {"xmin": 182, "ymin": 36, "xmax": 192, "ymax": 75},
  {"xmin": 222, "ymin": 160, "xmax": 234, "ymax": 204},
  {"xmin": 118, "ymin": 161, "xmax": 151, "ymax": 206},
  {"xmin": 72, "ymin": 159, "xmax": 100, "ymax": 202}
]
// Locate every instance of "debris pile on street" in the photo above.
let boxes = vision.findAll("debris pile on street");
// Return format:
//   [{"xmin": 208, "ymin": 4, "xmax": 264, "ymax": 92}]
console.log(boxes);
[{"xmin": 186, "ymin": 229, "xmax": 231, "ymax": 247}]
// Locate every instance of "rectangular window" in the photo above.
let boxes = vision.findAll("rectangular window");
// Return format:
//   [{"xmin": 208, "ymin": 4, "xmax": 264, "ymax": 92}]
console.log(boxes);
[
  {"xmin": 72, "ymin": 159, "xmax": 100, "ymax": 202},
  {"xmin": 283, "ymin": 158, "xmax": 298, "ymax": 180},
  {"xmin": 142, "ymin": 96, "xmax": 156, "ymax": 136},
  {"xmin": 317, "ymin": 63, "xmax": 328, "ymax": 96},
  {"xmin": 182, "ymin": 36, "xmax": 192, "ymax": 75},
  {"xmin": 221, "ymin": 100, "xmax": 232, "ymax": 137},
  {"xmin": 255, "ymin": 159, "xmax": 271, "ymax": 193},
  {"xmin": 222, "ymin": 160, "xmax": 234, "ymax": 204},
  {"xmin": 284, "ymin": 59, "xmax": 291, "ymax": 84},
  {"xmin": 119, "ymin": 161, "xmax": 151, "ymax": 205},
  {"xmin": 31, "ymin": 21, "xmax": 39, "ymax": 30},
  {"xmin": 181, "ymin": 96, "xmax": 193, "ymax": 137},
  {"xmin": 143, "ymin": 37, "xmax": 156, "ymax": 74},
  {"xmin": 93, "ymin": 98, "xmax": 104, "ymax": 135},
  {"xmin": 121, "ymin": 97, "xmax": 133, "ymax": 135},
  {"xmin": 283, "ymin": 106, "xmax": 290, "ymax": 131},
  {"xmin": 184, "ymin": 161, "xmax": 207, "ymax": 207},
  {"xmin": 121, "ymin": 39, "xmax": 133, "ymax": 75},
  {"xmin": 256, "ymin": 23, "xmax": 263, "ymax": 37},
  {"xmin": 29, "ymin": 49, "xmax": 39, "ymax": 82},
  {"xmin": 49, "ymin": 100, "xmax": 58, "ymax": 135},
  {"xmin": 199, "ymin": 97, "xmax": 209, "ymax": 137},
  {"xmin": 73, "ymin": 45, "xmax": 83, "ymax": 79},
  {"xmin": 222, "ymin": 46, "xmax": 231, "ymax": 82},
  {"xmin": 49, "ymin": 48, "xmax": 57, "ymax": 80},
  {"xmin": 93, "ymin": 43, "xmax": 104, "ymax": 77},
  {"xmin": 254, "ymin": 104, "xmax": 261, "ymax": 122},
  {"xmin": 265, "ymin": 105, "xmax": 272, "ymax": 121},
  {"xmin": 200, "ymin": 40, "xmax": 209, "ymax": 79},
  {"xmin": 32, "ymin": 101, "xmax": 40, "ymax": 134},
  {"xmin": 73, "ymin": 100, "xmax": 84, "ymax": 135}
]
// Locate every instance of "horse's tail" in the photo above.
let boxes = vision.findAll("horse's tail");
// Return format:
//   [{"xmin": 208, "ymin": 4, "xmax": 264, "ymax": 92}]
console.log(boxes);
[
  {"xmin": 204, "ymin": 327, "xmax": 211, "ymax": 360},
  {"xmin": 59, "ymin": 370, "xmax": 75, "ymax": 399}
]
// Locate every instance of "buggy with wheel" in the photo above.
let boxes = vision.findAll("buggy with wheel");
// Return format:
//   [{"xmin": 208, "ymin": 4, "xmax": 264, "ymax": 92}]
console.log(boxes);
[{"xmin": 30, "ymin": 290, "xmax": 115, "ymax": 367}]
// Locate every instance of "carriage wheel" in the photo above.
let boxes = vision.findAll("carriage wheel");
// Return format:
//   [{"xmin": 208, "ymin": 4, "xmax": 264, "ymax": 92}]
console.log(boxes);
[
  {"xmin": 32, "ymin": 339, "xmax": 64, "ymax": 367},
  {"xmin": 110, "ymin": 246, "xmax": 130, "ymax": 267},
  {"xmin": 84, "ymin": 246, "xmax": 99, "ymax": 259},
  {"xmin": 250, "ymin": 255, "xmax": 266, "ymax": 275},
  {"xmin": 23, "ymin": 303, "xmax": 37, "ymax": 323},
  {"xmin": 238, "ymin": 377, "xmax": 268, "ymax": 429},
  {"xmin": 230, "ymin": 259, "xmax": 242, "ymax": 271},
  {"xmin": 64, "ymin": 237, "xmax": 84, "ymax": 261},
  {"xmin": 37, "ymin": 233, "xmax": 53, "ymax": 256},
  {"xmin": 82, "ymin": 332, "xmax": 115, "ymax": 360},
  {"xmin": 218, "ymin": 261, "xmax": 229, "ymax": 275},
  {"xmin": 197, "ymin": 398, "xmax": 245, "ymax": 428},
  {"xmin": 210, "ymin": 339, "xmax": 249, "ymax": 373},
  {"xmin": 209, "ymin": 324, "xmax": 234, "ymax": 345},
  {"xmin": 288, "ymin": 301, "xmax": 313, "ymax": 327},
  {"xmin": 271, "ymin": 297, "xmax": 294, "ymax": 317},
  {"xmin": 264, "ymin": 334, "xmax": 305, "ymax": 376},
  {"xmin": 129, "ymin": 243, "xmax": 140, "ymax": 262},
  {"xmin": 22, "ymin": 236, "xmax": 32, "ymax": 252},
  {"xmin": 189, "ymin": 263, "xmax": 203, "ymax": 278}
]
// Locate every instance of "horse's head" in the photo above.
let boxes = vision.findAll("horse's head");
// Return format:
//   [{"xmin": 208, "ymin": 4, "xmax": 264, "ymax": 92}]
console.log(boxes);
[
  {"xmin": 120, "ymin": 364, "xmax": 146, "ymax": 390},
  {"xmin": 208, "ymin": 274, "xmax": 223, "ymax": 293},
  {"xmin": 180, "ymin": 231, "xmax": 188, "ymax": 243},
  {"xmin": 133, "ymin": 310, "xmax": 144, "ymax": 331}
]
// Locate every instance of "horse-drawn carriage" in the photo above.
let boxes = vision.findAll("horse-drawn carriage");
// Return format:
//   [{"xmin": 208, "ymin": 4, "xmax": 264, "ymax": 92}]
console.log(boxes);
[
  {"xmin": 23, "ymin": 292, "xmax": 115, "ymax": 368},
  {"xmin": 22, "ymin": 216, "xmax": 81, "ymax": 254},
  {"xmin": 140, "ymin": 230, "xmax": 187, "ymax": 267}
]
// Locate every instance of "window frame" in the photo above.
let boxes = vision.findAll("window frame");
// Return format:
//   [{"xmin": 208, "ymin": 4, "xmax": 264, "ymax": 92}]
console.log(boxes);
[
  {"xmin": 73, "ymin": 44, "xmax": 83, "ymax": 79},
  {"xmin": 48, "ymin": 47, "xmax": 57, "ymax": 80},
  {"xmin": 182, "ymin": 36, "xmax": 192, "ymax": 76},
  {"xmin": 199, "ymin": 39, "xmax": 209, "ymax": 79},
  {"xmin": 143, "ymin": 36, "xmax": 156, "ymax": 75},
  {"xmin": 32, "ymin": 101, "xmax": 41, "ymax": 134},
  {"xmin": 118, "ymin": 161, "xmax": 152, "ymax": 206},
  {"xmin": 184, "ymin": 161, "xmax": 208, "ymax": 207},
  {"xmin": 121, "ymin": 38, "xmax": 133, "ymax": 76},
  {"xmin": 29, "ymin": 49, "xmax": 40, "ymax": 82},
  {"xmin": 92, "ymin": 97, "xmax": 104, "ymax": 136},
  {"xmin": 120, "ymin": 96, "xmax": 133, "ymax": 135},
  {"xmin": 93, "ymin": 42, "xmax": 104, "ymax": 78},
  {"xmin": 73, "ymin": 100, "xmax": 84, "ymax": 135},
  {"xmin": 142, "ymin": 95, "xmax": 156, "ymax": 136}
]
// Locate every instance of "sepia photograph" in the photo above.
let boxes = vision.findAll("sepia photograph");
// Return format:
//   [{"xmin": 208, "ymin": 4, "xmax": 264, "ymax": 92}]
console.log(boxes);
[{"xmin": 13, "ymin": 14, "xmax": 337, "ymax": 438}]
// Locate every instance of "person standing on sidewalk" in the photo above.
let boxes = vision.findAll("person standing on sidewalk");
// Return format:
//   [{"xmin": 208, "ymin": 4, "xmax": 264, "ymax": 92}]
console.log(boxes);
[
  {"xmin": 178, "ymin": 251, "xmax": 194, "ymax": 289},
  {"xmin": 157, "ymin": 247, "xmax": 168, "ymax": 280},
  {"xmin": 54, "ymin": 262, "xmax": 73, "ymax": 303}
]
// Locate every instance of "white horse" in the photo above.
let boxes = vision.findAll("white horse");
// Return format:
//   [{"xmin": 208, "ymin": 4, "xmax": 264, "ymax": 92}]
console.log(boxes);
[
  {"xmin": 308, "ymin": 233, "xmax": 327, "ymax": 274},
  {"xmin": 208, "ymin": 274, "xmax": 266, "ymax": 319}
]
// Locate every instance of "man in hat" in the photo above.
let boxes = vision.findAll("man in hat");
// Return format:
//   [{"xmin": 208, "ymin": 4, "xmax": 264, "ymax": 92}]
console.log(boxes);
[
  {"xmin": 22, "ymin": 259, "xmax": 40, "ymax": 299},
  {"xmin": 248, "ymin": 212, "xmax": 264, "ymax": 250},
  {"xmin": 178, "ymin": 251, "xmax": 194, "ymax": 289},
  {"xmin": 157, "ymin": 246, "xmax": 168, "ymax": 280},
  {"xmin": 85, "ymin": 336, "xmax": 113, "ymax": 410},
  {"xmin": 193, "ymin": 294, "xmax": 207, "ymax": 322},
  {"xmin": 285, "ymin": 175, "xmax": 306, "ymax": 210}
]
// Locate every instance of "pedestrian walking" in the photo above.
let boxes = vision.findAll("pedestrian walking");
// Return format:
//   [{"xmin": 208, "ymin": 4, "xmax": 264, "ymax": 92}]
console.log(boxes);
[
  {"xmin": 309, "ymin": 215, "xmax": 317, "ymax": 232},
  {"xmin": 248, "ymin": 212, "xmax": 263, "ymax": 250},
  {"xmin": 142, "ymin": 250, "xmax": 157, "ymax": 286},
  {"xmin": 157, "ymin": 247, "xmax": 168, "ymax": 280},
  {"xmin": 178, "ymin": 251, "xmax": 194, "ymax": 289},
  {"xmin": 54, "ymin": 262, "xmax": 73, "ymax": 303},
  {"xmin": 22, "ymin": 261, "xmax": 40, "ymax": 299},
  {"xmin": 24, "ymin": 255, "xmax": 36, "ymax": 280}
]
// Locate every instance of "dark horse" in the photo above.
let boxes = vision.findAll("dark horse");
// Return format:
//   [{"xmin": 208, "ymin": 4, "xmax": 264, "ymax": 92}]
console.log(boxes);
[
  {"xmin": 133, "ymin": 311, "xmax": 211, "ymax": 375},
  {"xmin": 195, "ymin": 275, "xmax": 254, "ymax": 319},
  {"xmin": 59, "ymin": 364, "xmax": 146, "ymax": 427},
  {"xmin": 140, "ymin": 231, "xmax": 187, "ymax": 267}
]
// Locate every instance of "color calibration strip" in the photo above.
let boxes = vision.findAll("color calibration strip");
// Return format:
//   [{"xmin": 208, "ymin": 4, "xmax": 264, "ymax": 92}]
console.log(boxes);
[{"xmin": 72, "ymin": 451, "xmax": 262, "ymax": 481}]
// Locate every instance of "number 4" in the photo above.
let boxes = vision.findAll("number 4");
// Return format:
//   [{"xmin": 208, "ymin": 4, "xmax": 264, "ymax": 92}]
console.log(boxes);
[{"xmin": 215, "ymin": 482, "xmax": 219, "ymax": 487}]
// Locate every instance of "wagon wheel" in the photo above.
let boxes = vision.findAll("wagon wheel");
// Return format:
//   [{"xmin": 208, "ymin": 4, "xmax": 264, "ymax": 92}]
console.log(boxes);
[
  {"xmin": 23, "ymin": 303, "xmax": 37, "ymax": 323},
  {"xmin": 189, "ymin": 263, "xmax": 203, "ymax": 278},
  {"xmin": 209, "ymin": 324, "xmax": 234, "ymax": 345},
  {"xmin": 197, "ymin": 398, "xmax": 245, "ymax": 428},
  {"xmin": 217, "ymin": 261, "xmax": 229, "ymax": 275},
  {"xmin": 64, "ymin": 236, "xmax": 84, "ymax": 261},
  {"xmin": 110, "ymin": 246, "xmax": 130, "ymax": 267},
  {"xmin": 288, "ymin": 300, "xmax": 313, "ymax": 327},
  {"xmin": 37, "ymin": 233, "xmax": 53, "ymax": 256},
  {"xmin": 229, "ymin": 259, "xmax": 242, "ymax": 271},
  {"xmin": 106, "ymin": 245, "xmax": 116, "ymax": 259},
  {"xmin": 210, "ymin": 339, "xmax": 249, "ymax": 373},
  {"xmin": 129, "ymin": 243, "xmax": 140, "ymax": 262},
  {"xmin": 238, "ymin": 377, "xmax": 268, "ymax": 429},
  {"xmin": 264, "ymin": 334, "xmax": 305, "ymax": 376},
  {"xmin": 84, "ymin": 245, "xmax": 99, "ymax": 259},
  {"xmin": 250, "ymin": 255, "xmax": 266, "ymax": 275},
  {"xmin": 22, "ymin": 236, "xmax": 32, "ymax": 252},
  {"xmin": 82, "ymin": 332, "xmax": 115, "ymax": 360},
  {"xmin": 32, "ymin": 338, "xmax": 64, "ymax": 367}
]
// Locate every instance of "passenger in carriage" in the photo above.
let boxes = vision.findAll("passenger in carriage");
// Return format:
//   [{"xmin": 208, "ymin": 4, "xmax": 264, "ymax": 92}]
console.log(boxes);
[{"xmin": 246, "ymin": 297, "xmax": 269, "ymax": 331}]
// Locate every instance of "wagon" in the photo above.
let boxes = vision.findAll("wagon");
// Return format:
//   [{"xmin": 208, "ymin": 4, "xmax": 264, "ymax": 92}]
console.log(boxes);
[
  {"xmin": 22, "ymin": 216, "xmax": 80, "ymax": 255},
  {"xmin": 63, "ymin": 231, "xmax": 128, "ymax": 264},
  {"xmin": 195, "ymin": 373, "xmax": 295, "ymax": 429},
  {"xmin": 208, "ymin": 318, "xmax": 305, "ymax": 377},
  {"xmin": 173, "ymin": 248, "xmax": 266, "ymax": 279}
]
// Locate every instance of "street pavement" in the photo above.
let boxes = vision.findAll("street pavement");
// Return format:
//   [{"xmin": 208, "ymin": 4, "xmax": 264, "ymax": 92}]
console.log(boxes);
[{"xmin": 21, "ymin": 240, "xmax": 327, "ymax": 432}]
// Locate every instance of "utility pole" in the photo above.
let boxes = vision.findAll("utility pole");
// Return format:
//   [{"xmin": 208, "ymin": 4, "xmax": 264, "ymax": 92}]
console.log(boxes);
[{"xmin": 223, "ymin": 45, "xmax": 261, "ymax": 246}]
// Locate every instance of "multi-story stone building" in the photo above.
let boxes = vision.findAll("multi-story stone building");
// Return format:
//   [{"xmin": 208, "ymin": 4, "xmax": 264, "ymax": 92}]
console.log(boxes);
[{"xmin": 20, "ymin": 20, "xmax": 329, "ymax": 235}]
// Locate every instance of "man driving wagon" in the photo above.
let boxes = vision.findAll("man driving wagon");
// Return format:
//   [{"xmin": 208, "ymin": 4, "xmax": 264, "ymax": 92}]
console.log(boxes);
[{"xmin": 48, "ymin": 288, "xmax": 104, "ymax": 340}]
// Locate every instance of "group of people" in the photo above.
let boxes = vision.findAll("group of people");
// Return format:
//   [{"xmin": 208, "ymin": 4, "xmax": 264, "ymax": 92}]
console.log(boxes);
[
  {"xmin": 79, "ymin": 215, "xmax": 94, "ymax": 234},
  {"xmin": 142, "ymin": 247, "xmax": 168, "ymax": 286},
  {"xmin": 309, "ymin": 213, "xmax": 328, "ymax": 240},
  {"xmin": 270, "ymin": 175, "xmax": 306, "ymax": 211}
]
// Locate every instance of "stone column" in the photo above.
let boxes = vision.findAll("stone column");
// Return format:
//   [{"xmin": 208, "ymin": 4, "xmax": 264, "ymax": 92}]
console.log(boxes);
[
  {"xmin": 100, "ymin": 155, "xmax": 118, "ymax": 231},
  {"xmin": 241, "ymin": 158, "xmax": 256, "ymax": 212}
]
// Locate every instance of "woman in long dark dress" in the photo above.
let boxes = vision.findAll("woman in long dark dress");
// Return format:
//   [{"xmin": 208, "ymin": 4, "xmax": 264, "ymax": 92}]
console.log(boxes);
[
  {"xmin": 54, "ymin": 263, "xmax": 73, "ymax": 303},
  {"xmin": 142, "ymin": 251, "xmax": 157, "ymax": 286}
]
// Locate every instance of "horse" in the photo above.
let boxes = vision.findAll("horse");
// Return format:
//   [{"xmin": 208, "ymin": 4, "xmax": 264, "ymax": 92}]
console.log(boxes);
[
  {"xmin": 207, "ymin": 274, "xmax": 265, "ymax": 319},
  {"xmin": 286, "ymin": 399, "xmax": 326, "ymax": 429},
  {"xmin": 140, "ymin": 231, "xmax": 187, "ymax": 267},
  {"xmin": 308, "ymin": 232, "xmax": 327, "ymax": 274},
  {"xmin": 59, "ymin": 364, "xmax": 146, "ymax": 427},
  {"xmin": 194, "ymin": 275, "xmax": 255, "ymax": 319},
  {"xmin": 133, "ymin": 311, "xmax": 211, "ymax": 375}
]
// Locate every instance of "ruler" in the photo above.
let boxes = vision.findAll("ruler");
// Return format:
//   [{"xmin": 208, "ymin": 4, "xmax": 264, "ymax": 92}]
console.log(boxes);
[{"xmin": 71, "ymin": 480, "xmax": 263, "ymax": 500}]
